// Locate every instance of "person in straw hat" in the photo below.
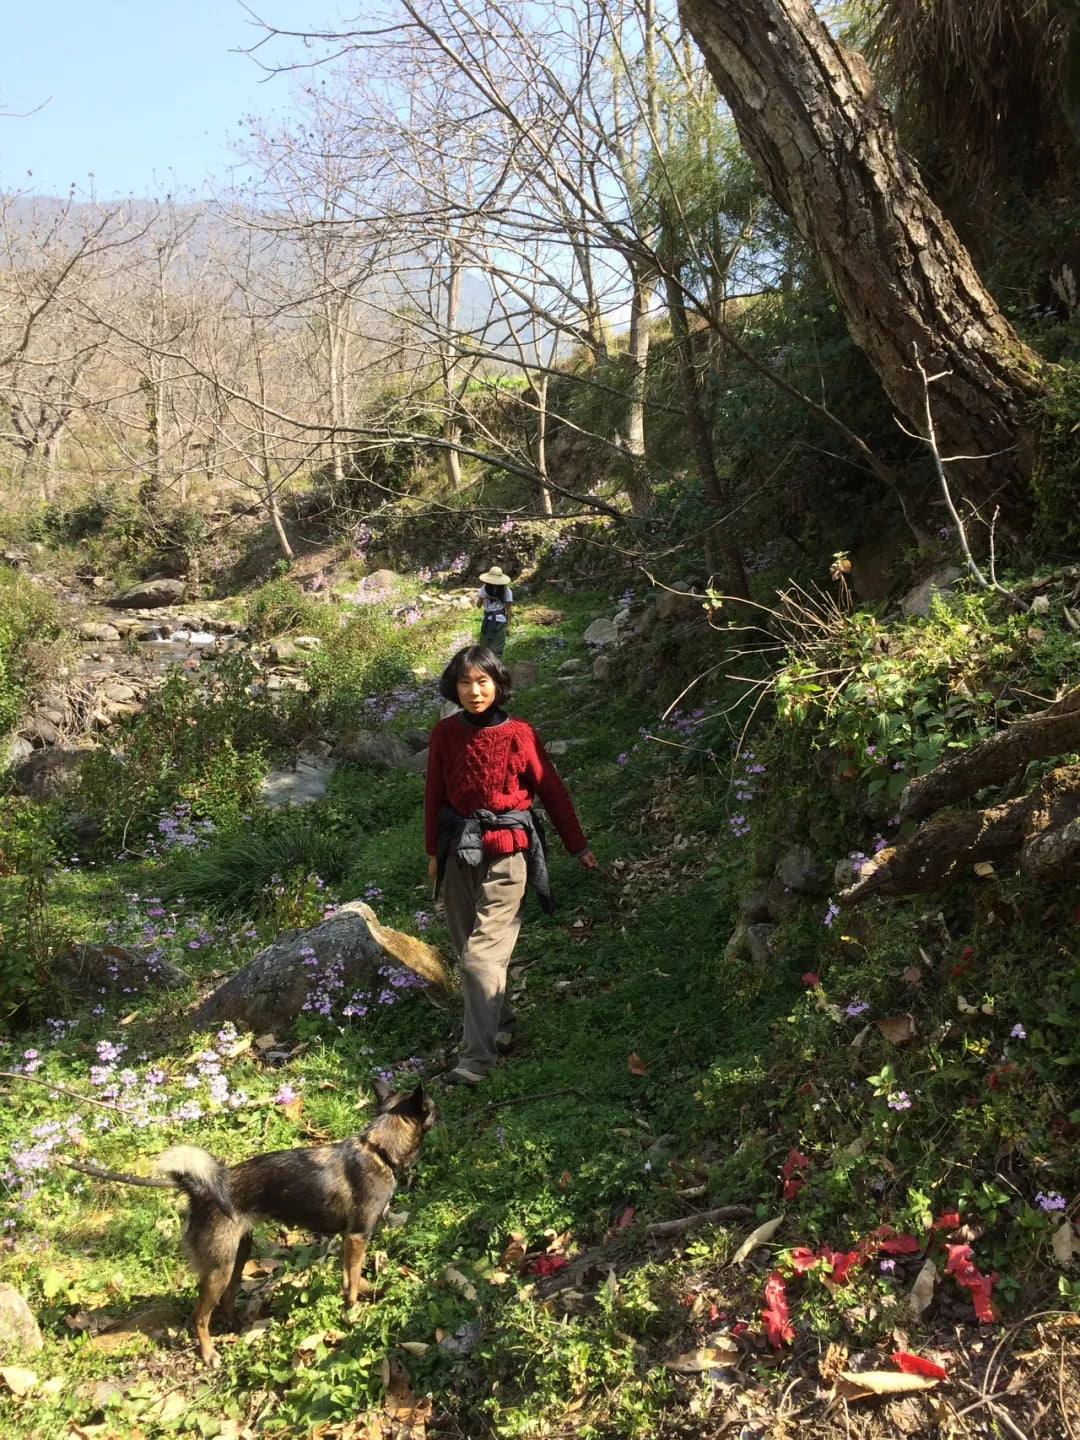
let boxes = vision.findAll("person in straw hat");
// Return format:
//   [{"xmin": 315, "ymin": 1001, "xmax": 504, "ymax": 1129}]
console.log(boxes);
[{"xmin": 476, "ymin": 564, "xmax": 514, "ymax": 657}]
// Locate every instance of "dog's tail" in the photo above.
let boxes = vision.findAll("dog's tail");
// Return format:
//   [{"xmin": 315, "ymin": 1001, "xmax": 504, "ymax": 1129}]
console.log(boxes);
[{"xmin": 156, "ymin": 1145, "xmax": 235, "ymax": 1218}]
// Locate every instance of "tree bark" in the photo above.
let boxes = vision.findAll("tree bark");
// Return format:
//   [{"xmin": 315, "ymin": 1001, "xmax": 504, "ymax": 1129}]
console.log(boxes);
[
  {"xmin": 677, "ymin": 0, "xmax": 1045, "ymax": 513},
  {"xmin": 623, "ymin": 260, "xmax": 655, "ymax": 515}
]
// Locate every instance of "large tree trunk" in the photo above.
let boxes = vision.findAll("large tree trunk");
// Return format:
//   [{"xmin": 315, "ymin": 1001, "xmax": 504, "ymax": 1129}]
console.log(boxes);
[
  {"xmin": 623, "ymin": 261, "xmax": 655, "ymax": 515},
  {"xmin": 677, "ymin": 0, "xmax": 1045, "ymax": 514}
]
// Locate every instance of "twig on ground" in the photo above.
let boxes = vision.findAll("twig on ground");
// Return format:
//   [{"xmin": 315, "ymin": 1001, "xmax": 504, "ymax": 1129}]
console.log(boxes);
[
  {"xmin": 645, "ymin": 1205, "xmax": 755, "ymax": 1238},
  {"xmin": 61, "ymin": 1158, "xmax": 176, "ymax": 1189},
  {"xmin": 0, "ymin": 1070, "xmax": 137, "ymax": 1116},
  {"xmin": 954, "ymin": 1379, "xmax": 1029, "ymax": 1440}
]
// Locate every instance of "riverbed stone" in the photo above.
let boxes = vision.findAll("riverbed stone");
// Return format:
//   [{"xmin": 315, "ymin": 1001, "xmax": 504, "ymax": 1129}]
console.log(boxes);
[
  {"xmin": 78, "ymin": 621, "xmax": 122, "ymax": 642},
  {"xmin": 106, "ymin": 578, "xmax": 185, "ymax": 609}
]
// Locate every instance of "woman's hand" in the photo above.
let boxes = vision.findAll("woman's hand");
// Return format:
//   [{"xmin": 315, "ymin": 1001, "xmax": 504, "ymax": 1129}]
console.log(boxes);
[
  {"xmin": 578, "ymin": 849, "xmax": 599, "ymax": 871},
  {"xmin": 428, "ymin": 856, "xmax": 438, "ymax": 881}
]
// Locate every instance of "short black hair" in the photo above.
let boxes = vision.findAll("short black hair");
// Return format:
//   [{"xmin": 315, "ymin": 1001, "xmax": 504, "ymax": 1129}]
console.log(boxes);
[{"xmin": 438, "ymin": 645, "xmax": 513, "ymax": 705}]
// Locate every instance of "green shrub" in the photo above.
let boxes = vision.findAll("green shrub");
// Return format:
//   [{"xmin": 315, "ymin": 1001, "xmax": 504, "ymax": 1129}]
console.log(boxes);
[
  {"xmin": 0, "ymin": 568, "xmax": 69, "ymax": 736},
  {"xmin": 246, "ymin": 578, "xmax": 338, "ymax": 641},
  {"xmin": 163, "ymin": 813, "xmax": 360, "ymax": 915},
  {"xmin": 307, "ymin": 609, "xmax": 419, "ymax": 725},
  {"xmin": 79, "ymin": 654, "xmax": 271, "ymax": 847}
]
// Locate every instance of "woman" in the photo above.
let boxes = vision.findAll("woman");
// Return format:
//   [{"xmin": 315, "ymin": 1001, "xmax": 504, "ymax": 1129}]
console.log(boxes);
[
  {"xmin": 475, "ymin": 565, "xmax": 514, "ymax": 658},
  {"xmin": 425, "ymin": 645, "xmax": 597, "ymax": 1086}
]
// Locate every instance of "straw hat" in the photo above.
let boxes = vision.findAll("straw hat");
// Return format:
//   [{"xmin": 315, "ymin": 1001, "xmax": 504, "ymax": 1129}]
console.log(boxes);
[{"xmin": 479, "ymin": 565, "xmax": 513, "ymax": 585}]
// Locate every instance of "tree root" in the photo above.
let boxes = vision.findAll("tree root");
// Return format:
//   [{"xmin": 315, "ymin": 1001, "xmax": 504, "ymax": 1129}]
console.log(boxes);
[
  {"xmin": 900, "ymin": 686, "xmax": 1080, "ymax": 822},
  {"xmin": 841, "ymin": 764, "xmax": 1080, "ymax": 905}
]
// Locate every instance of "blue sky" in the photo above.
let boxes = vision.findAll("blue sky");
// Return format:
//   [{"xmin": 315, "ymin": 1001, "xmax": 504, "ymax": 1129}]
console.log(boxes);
[{"xmin": 0, "ymin": 1, "xmax": 345, "ymax": 199}]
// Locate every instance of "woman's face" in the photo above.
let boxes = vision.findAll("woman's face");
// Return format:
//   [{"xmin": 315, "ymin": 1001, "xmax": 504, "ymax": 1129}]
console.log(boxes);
[{"xmin": 457, "ymin": 666, "xmax": 498, "ymax": 714}]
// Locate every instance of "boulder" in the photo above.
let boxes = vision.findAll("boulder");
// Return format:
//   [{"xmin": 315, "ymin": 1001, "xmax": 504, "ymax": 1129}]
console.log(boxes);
[
  {"xmin": 102, "ymin": 682, "xmax": 137, "ymax": 703},
  {"xmin": 53, "ymin": 943, "xmax": 191, "ymax": 1000},
  {"xmin": 13, "ymin": 746, "xmax": 88, "ymax": 801},
  {"xmin": 0, "ymin": 1285, "xmax": 43, "ymax": 1355},
  {"xmin": 557, "ymin": 659, "xmax": 586, "ymax": 676},
  {"xmin": 106, "ymin": 578, "xmax": 185, "ymax": 609},
  {"xmin": 405, "ymin": 729, "xmax": 431, "ymax": 753},
  {"xmin": 191, "ymin": 901, "xmax": 448, "ymax": 1034},
  {"xmin": 78, "ymin": 621, "xmax": 121, "ymax": 642},
  {"xmin": 657, "ymin": 581, "xmax": 700, "ymax": 622},
  {"xmin": 583, "ymin": 618, "xmax": 618, "ymax": 648},
  {"xmin": 510, "ymin": 660, "xmax": 539, "ymax": 690},
  {"xmin": 900, "ymin": 567, "xmax": 963, "ymax": 618},
  {"xmin": 260, "ymin": 759, "xmax": 335, "ymax": 809},
  {"xmin": 268, "ymin": 638, "xmax": 301, "ymax": 663},
  {"xmin": 3, "ymin": 735, "xmax": 34, "ymax": 771},
  {"xmin": 403, "ymin": 747, "xmax": 429, "ymax": 775},
  {"xmin": 775, "ymin": 844, "xmax": 830, "ymax": 896},
  {"xmin": 637, "ymin": 605, "xmax": 659, "ymax": 638},
  {"xmin": 294, "ymin": 635, "xmax": 322, "ymax": 651},
  {"xmin": 522, "ymin": 606, "xmax": 565, "ymax": 626},
  {"xmin": 738, "ymin": 889, "xmax": 773, "ymax": 923},
  {"xmin": 746, "ymin": 923, "xmax": 778, "ymax": 967},
  {"xmin": 332, "ymin": 730, "xmax": 413, "ymax": 768},
  {"xmin": 592, "ymin": 653, "xmax": 612, "ymax": 682},
  {"xmin": 723, "ymin": 917, "xmax": 750, "ymax": 964},
  {"xmin": 764, "ymin": 876, "xmax": 801, "ymax": 923},
  {"xmin": 19, "ymin": 715, "xmax": 60, "ymax": 746}
]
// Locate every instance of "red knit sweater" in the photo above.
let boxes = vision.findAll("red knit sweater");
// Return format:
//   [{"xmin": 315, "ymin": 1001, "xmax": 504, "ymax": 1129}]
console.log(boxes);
[{"xmin": 424, "ymin": 713, "xmax": 588, "ymax": 859}]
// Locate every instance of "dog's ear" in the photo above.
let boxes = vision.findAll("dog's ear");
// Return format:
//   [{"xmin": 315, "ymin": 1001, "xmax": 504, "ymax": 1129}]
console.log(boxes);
[
  {"xmin": 397, "ymin": 1081, "xmax": 427, "ymax": 1119},
  {"xmin": 372, "ymin": 1077, "xmax": 395, "ymax": 1109}
]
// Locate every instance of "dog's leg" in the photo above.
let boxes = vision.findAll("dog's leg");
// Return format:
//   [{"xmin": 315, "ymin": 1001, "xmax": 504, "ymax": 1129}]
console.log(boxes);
[
  {"xmin": 219, "ymin": 1230, "xmax": 252, "ymax": 1331},
  {"xmin": 192, "ymin": 1263, "xmax": 235, "ymax": 1365},
  {"xmin": 343, "ymin": 1232, "xmax": 371, "ymax": 1307}
]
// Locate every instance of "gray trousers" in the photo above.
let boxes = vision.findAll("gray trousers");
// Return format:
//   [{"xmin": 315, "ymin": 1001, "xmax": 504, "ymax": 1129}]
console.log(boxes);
[{"xmin": 442, "ymin": 850, "xmax": 527, "ymax": 1074}]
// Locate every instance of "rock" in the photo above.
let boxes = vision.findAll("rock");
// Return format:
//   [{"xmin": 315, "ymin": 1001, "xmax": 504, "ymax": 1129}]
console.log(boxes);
[
  {"xmin": 752, "ymin": 841, "xmax": 782, "ymax": 878},
  {"xmin": 440, "ymin": 701, "xmax": 460, "ymax": 719},
  {"xmin": 102, "ymin": 682, "xmax": 136, "ymax": 703},
  {"xmin": 900, "ymin": 567, "xmax": 963, "ymax": 618},
  {"xmin": 363, "ymin": 569, "xmax": 398, "ymax": 591},
  {"xmin": 36, "ymin": 707, "xmax": 64, "ymax": 727},
  {"xmin": 738, "ymin": 889, "xmax": 773, "ymax": 923},
  {"xmin": 53, "ymin": 943, "xmax": 191, "ymax": 1000},
  {"xmin": 0, "ymin": 1285, "xmax": 43, "ymax": 1355},
  {"xmin": 765, "ymin": 876, "xmax": 802, "ymax": 923},
  {"xmin": 775, "ymin": 844, "xmax": 830, "ymax": 896},
  {"xmin": 268, "ymin": 638, "xmax": 301, "ymax": 663},
  {"xmin": 523, "ymin": 606, "xmax": 564, "ymax": 626},
  {"xmin": 12, "ymin": 746, "xmax": 88, "ymax": 801},
  {"xmin": 723, "ymin": 918, "xmax": 750, "ymax": 964},
  {"xmin": 191, "ymin": 901, "xmax": 448, "ymax": 1034},
  {"xmin": 405, "ymin": 729, "xmax": 431, "ymax": 753},
  {"xmin": 260, "ymin": 759, "xmax": 336, "ymax": 808},
  {"xmin": 106, "ymin": 578, "xmax": 185, "ymax": 609},
  {"xmin": 78, "ymin": 621, "xmax": 121, "ymax": 642},
  {"xmin": 332, "ymin": 730, "xmax": 413, "ymax": 768},
  {"xmin": 583, "ymin": 618, "xmax": 618, "ymax": 648},
  {"xmin": 3, "ymin": 735, "xmax": 34, "ymax": 770},
  {"xmin": 2, "ymin": 548, "xmax": 30, "ymax": 570},
  {"xmin": 746, "ymin": 923, "xmax": 779, "ymax": 966},
  {"xmin": 637, "ymin": 605, "xmax": 659, "ymax": 637},
  {"xmin": 19, "ymin": 715, "xmax": 60, "ymax": 746},
  {"xmin": 558, "ymin": 659, "xmax": 586, "ymax": 675},
  {"xmin": 834, "ymin": 856, "xmax": 861, "ymax": 890},
  {"xmin": 510, "ymin": 660, "xmax": 539, "ymax": 690},
  {"xmin": 657, "ymin": 581, "xmax": 700, "ymax": 622},
  {"xmin": 403, "ymin": 747, "xmax": 429, "ymax": 774},
  {"xmin": 592, "ymin": 653, "xmax": 612, "ymax": 682},
  {"xmin": 294, "ymin": 635, "xmax": 322, "ymax": 651}
]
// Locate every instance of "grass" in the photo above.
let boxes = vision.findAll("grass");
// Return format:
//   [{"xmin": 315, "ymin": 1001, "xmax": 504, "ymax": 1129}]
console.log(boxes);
[{"xmin": 2, "ymin": 572, "xmax": 1080, "ymax": 1436}]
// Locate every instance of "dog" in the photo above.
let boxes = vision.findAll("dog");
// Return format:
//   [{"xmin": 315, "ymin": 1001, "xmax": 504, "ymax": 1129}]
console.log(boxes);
[{"xmin": 156, "ymin": 1079, "xmax": 436, "ymax": 1363}]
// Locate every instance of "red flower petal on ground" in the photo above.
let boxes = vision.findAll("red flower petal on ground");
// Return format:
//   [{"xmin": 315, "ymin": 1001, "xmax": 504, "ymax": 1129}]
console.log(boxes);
[
  {"xmin": 530, "ymin": 1254, "xmax": 570, "ymax": 1276},
  {"xmin": 614, "ymin": 1206, "xmax": 636, "ymax": 1229},
  {"xmin": 822, "ymin": 1249, "xmax": 865, "ymax": 1285},
  {"xmin": 788, "ymin": 1247, "xmax": 821, "ymax": 1274},
  {"xmin": 801, "ymin": 973, "xmax": 821, "ymax": 987},
  {"xmin": 944, "ymin": 1245, "xmax": 1000, "ymax": 1322},
  {"xmin": 783, "ymin": 1178, "xmax": 805, "ymax": 1200},
  {"xmin": 873, "ymin": 1229, "xmax": 923, "ymax": 1255},
  {"xmin": 933, "ymin": 1211, "xmax": 962, "ymax": 1232},
  {"xmin": 762, "ymin": 1271, "xmax": 795, "ymax": 1347},
  {"xmin": 892, "ymin": 1351, "xmax": 947, "ymax": 1380}
]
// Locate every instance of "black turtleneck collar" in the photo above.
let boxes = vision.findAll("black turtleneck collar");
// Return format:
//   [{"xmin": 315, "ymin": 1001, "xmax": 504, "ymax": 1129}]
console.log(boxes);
[{"xmin": 459, "ymin": 705, "xmax": 508, "ymax": 729}]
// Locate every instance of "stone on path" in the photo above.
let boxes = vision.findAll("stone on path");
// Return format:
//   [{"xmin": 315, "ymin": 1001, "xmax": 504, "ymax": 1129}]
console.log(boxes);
[
  {"xmin": 0, "ymin": 1286, "xmax": 43, "ymax": 1355},
  {"xmin": 191, "ymin": 901, "xmax": 448, "ymax": 1034}
]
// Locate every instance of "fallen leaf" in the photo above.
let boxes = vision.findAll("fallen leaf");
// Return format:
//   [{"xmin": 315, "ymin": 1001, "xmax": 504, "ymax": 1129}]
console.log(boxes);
[
  {"xmin": 973, "ymin": 861, "xmax": 996, "ymax": 878},
  {"xmin": 819, "ymin": 1342, "xmax": 849, "ymax": 1383},
  {"xmin": 892, "ymin": 1351, "xmax": 948, "ymax": 1380},
  {"xmin": 282, "ymin": 1097, "xmax": 304, "ymax": 1122},
  {"xmin": 762, "ymin": 1272, "xmax": 794, "ymax": 1347},
  {"xmin": 240, "ymin": 1319, "xmax": 273, "ymax": 1345},
  {"xmin": 499, "ymin": 1232, "xmax": 528, "ymax": 1272},
  {"xmin": 443, "ymin": 1265, "xmax": 478, "ymax": 1301},
  {"xmin": 627, "ymin": 1052, "xmax": 648, "ymax": 1076},
  {"xmin": 877, "ymin": 1015, "xmax": 917, "ymax": 1046},
  {"xmin": 1053, "ymin": 1221, "xmax": 1080, "ymax": 1267},
  {"xmin": 558, "ymin": 1170, "xmax": 572, "ymax": 1190},
  {"xmin": 665, "ymin": 1339, "xmax": 740, "ymax": 1373},
  {"xmin": 909, "ymin": 1256, "xmax": 939, "ymax": 1320},
  {"xmin": 296, "ymin": 1331, "xmax": 329, "ymax": 1353},
  {"xmin": 400, "ymin": 1342, "xmax": 429, "ymax": 1358},
  {"xmin": 0, "ymin": 1367, "xmax": 37, "ymax": 1397},
  {"xmin": 835, "ymin": 1370, "xmax": 938, "ymax": 1399},
  {"xmin": 733, "ymin": 1215, "xmax": 783, "ymax": 1265},
  {"xmin": 254, "ymin": 1034, "xmax": 276, "ymax": 1051},
  {"xmin": 902, "ymin": 966, "xmax": 923, "ymax": 985}
]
